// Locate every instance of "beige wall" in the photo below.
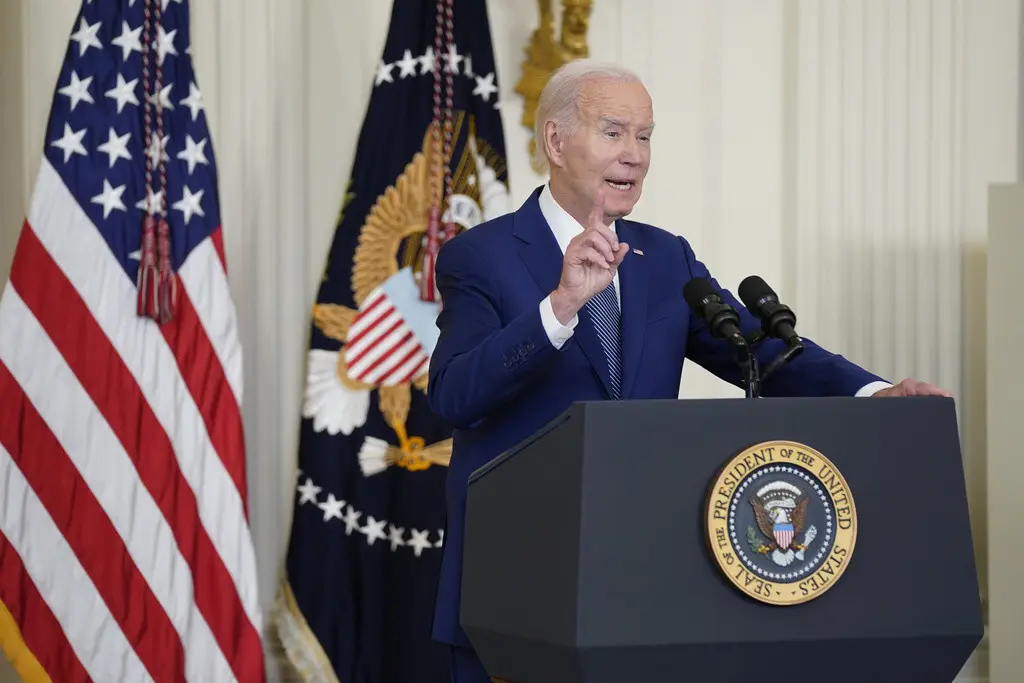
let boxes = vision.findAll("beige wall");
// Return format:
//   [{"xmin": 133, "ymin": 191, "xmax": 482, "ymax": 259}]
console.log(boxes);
[
  {"xmin": 0, "ymin": 0, "xmax": 24, "ymax": 288},
  {"xmin": 0, "ymin": 0, "xmax": 1019, "ymax": 681},
  {"xmin": 986, "ymin": 184, "xmax": 1024, "ymax": 683}
]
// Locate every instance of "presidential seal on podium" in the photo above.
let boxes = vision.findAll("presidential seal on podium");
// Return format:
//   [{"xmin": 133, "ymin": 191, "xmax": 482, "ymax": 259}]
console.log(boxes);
[{"xmin": 705, "ymin": 440, "xmax": 857, "ymax": 606}]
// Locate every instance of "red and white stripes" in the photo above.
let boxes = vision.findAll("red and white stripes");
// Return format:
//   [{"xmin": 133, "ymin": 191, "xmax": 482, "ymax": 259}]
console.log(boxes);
[
  {"xmin": 0, "ymin": 158, "xmax": 264, "ymax": 681},
  {"xmin": 344, "ymin": 288, "xmax": 430, "ymax": 386}
]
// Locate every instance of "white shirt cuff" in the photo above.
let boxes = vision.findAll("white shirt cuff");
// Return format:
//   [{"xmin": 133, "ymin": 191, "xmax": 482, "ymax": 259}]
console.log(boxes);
[
  {"xmin": 539, "ymin": 296, "xmax": 577, "ymax": 350},
  {"xmin": 855, "ymin": 380, "xmax": 893, "ymax": 397}
]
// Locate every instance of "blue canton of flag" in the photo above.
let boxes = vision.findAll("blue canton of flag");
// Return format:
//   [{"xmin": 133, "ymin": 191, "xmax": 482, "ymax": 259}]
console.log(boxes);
[
  {"xmin": 48, "ymin": 0, "xmax": 217, "ymax": 293},
  {"xmin": 271, "ymin": 1, "xmax": 509, "ymax": 682},
  {"xmin": 0, "ymin": 0, "xmax": 263, "ymax": 682}
]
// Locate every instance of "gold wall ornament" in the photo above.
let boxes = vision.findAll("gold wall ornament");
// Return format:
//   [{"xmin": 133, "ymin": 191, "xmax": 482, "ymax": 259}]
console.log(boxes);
[{"xmin": 515, "ymin": 0, "xmax": 593, "ymax": 173}]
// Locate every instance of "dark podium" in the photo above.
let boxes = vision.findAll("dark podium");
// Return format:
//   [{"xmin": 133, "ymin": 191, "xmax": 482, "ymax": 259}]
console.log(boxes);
[{"xmin": 461, "ymin": 397, "xmax": 983, "ymax": 683}]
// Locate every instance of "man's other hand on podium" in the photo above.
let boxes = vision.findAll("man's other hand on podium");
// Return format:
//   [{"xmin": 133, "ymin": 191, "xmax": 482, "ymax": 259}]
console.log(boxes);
[{"xmin": 871, "ymin": 378, "xmax": 952, "ymax": 397}]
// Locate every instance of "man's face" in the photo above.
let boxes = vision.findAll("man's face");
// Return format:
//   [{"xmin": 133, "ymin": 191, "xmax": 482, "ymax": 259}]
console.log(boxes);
[{"xmin": 548, "ymin": 78, "xmax": 654, "ymax": 225}]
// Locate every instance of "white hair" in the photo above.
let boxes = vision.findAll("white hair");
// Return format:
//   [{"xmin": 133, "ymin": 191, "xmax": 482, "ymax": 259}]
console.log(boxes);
[{"xmin": 532, "ymin": 59, "xmax": 643, "ymax": 173}]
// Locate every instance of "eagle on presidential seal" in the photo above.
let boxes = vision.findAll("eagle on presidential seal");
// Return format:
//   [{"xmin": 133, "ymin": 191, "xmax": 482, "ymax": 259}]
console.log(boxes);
[
  {"xmin": 748, "ymin": 480, "xmax": 819, "ymax": 568},
  {"xmin": 301, "ymin": 115, "xmax": 508, "ymax": 477}
]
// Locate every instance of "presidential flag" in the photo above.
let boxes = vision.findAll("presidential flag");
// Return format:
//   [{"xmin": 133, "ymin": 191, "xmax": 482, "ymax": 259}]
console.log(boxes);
[
  {"xmin": 271, "ymin": 0, "xmax": 509, "ymax": 681},
  {"xmin": 0, "ymin": 1, "xmax": 264, "ymax": 682}
]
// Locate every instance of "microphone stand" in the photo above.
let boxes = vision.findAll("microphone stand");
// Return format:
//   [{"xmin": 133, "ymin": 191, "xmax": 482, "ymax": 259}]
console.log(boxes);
[
  {"xmin": 733, "ymin": 339, "xmax": 760, "ymax": 399},
  {"xmin": 738, "ymin": 332, "xmax": 804, "ymax": 399},
  {"xmin": 761, "ymin": 344, "xmax": 804, "ymax": 382}
]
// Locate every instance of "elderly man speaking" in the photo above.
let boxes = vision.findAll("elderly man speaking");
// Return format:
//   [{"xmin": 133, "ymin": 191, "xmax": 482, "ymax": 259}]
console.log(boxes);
[{"xmin": 426, "ymin": 58, "xmax": 949, "ymax": 682}]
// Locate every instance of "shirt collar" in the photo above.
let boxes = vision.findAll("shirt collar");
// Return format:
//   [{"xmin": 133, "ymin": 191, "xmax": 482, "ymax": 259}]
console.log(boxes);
[{"xmin": 538, "ymin": 183, "xmax": 616, "ymax": 254}]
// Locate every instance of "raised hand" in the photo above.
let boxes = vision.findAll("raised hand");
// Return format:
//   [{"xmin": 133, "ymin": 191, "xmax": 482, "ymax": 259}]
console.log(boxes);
[{"xmin": 550, "ymin": 188, "xmax": 630, "ymax": 324}]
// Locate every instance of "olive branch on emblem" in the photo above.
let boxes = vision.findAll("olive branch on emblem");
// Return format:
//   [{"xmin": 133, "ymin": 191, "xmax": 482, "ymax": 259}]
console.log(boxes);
[{"xmin": 746, "ymin": 526, "xmax": 771, "ymax": 555}]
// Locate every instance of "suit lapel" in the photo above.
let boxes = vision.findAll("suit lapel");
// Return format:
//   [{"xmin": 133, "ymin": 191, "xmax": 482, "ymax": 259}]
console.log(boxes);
[
  {"xmin": 615, "ymin": 220, "xmax": 647, "ymax": 398},
  {"xmin": 513, "ymin": 189, "xmax": 615, "ymax": 398},
  {"xmin": 512, "ymin": 189, "xmax": 562, "ymax": 296}
]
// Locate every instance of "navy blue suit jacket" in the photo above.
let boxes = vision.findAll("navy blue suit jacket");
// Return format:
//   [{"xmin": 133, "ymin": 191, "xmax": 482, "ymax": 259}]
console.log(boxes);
[{"xmin": 427, "ymin": 186, "xmax": 884, "ymax": 646}]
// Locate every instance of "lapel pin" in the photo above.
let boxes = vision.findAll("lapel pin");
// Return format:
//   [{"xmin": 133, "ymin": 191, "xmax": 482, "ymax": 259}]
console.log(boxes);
[{"xmin": 632, "ymin": 248, "xmax": 644, "ymax": 256}]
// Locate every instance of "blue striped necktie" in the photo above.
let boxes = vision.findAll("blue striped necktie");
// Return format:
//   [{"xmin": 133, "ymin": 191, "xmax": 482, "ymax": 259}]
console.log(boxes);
[{"xmin": 585, "ymin": 282, "xmax": 622, "ymax": 398}]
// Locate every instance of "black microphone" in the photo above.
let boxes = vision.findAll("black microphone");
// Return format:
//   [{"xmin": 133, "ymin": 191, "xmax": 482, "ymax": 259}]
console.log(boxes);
[
  {"xmin": 683, "ymin": 277, "xmax": 747, "ymax": 350},
  {"xmin": 737, "ymin": 275, "xmax": 802, "ymax": 349}
]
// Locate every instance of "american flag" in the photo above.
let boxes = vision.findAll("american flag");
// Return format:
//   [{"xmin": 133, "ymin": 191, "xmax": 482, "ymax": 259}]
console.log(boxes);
[{"xmin": 0, "ymin": 1, "xmax": 264, "ymax": 682}]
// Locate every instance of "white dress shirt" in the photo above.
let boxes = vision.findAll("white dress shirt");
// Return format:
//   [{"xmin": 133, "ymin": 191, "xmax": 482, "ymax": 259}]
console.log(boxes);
[{"xmin": 534, "ymin": 183, "xmax": 891, "ymax": 397}]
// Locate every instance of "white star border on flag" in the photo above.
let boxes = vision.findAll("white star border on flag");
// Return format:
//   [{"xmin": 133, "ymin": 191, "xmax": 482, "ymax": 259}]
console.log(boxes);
[
  {"xmin": 293, "ymin": 471, "xmax": 444, "ymax": 557},
  {"xmin": 374, "ymin": 43, "xmax": 501, "ymax": 110}
]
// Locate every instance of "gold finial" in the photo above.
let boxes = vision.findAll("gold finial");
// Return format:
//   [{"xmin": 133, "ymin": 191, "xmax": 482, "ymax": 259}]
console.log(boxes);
[{"xmin": 514, "ymin": 0, "xmax": 593, "ymax": 174}]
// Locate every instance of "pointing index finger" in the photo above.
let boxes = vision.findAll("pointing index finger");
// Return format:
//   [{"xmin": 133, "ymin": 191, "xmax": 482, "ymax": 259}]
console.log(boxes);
[
  {"xmin": 586, "ymin": 187, "xmax": 619, "ymax": 250},
  {"xmin": 587, "ymin": 187, "xmax": 606, "ymax": 232}
]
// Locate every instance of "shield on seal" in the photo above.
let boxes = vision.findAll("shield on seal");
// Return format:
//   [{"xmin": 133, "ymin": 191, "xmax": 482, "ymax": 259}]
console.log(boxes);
[{"xmin": 774, "ymin": 522, "xmax": 794, "ymax": 550}]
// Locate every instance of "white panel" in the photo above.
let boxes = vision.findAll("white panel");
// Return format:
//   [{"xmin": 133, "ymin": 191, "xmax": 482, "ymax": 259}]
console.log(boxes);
[
  {"xmin": 305, "ymin": 1, "xmax": 393, "ymax": 300},
  {"xmin": 720, "ymin": 0, "xmax": 786, "ymax": 282},
  {"xmin": 267, "ymin": 0, "xmax": 313, "ymax": 550},
  {"xmin": 638, "ymin": 0, "xmax": 788, "ymax": 399},
  {"xmin": 793, "ymin": 0, "xmax": 963, "ymax": 393},
  {"xmin": 987, "ymin": 183, "xmax": 1024, "ymax": 683},
  {"xmin": 640, "ymin": 0, "xmax": 707, "ymax": 253}
]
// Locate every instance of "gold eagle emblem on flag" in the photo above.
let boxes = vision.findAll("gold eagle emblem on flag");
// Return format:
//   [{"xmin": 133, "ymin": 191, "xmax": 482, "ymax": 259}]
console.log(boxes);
[{"xmin": 303, "ymin": 116, "xmax": 508, "ymax": 476}]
